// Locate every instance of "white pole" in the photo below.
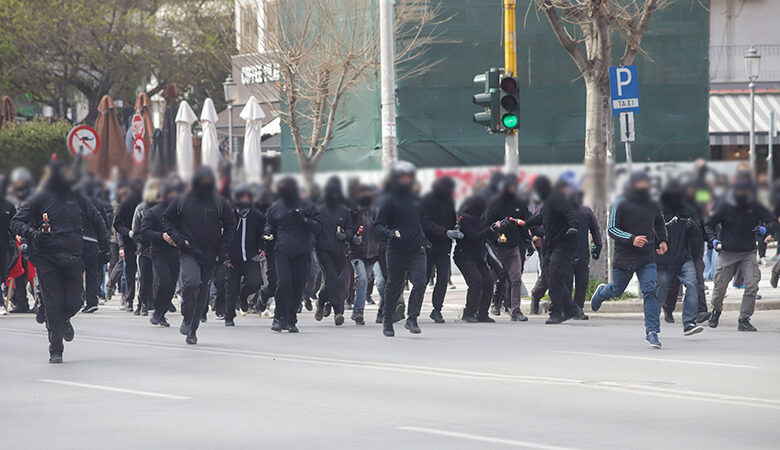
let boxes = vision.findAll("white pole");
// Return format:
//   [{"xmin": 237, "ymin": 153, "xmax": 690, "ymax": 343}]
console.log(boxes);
[
  {"xmin": 228, "ymin": 102, "xmax": 235, "ymax": 182},
  {"xmin": 625, "ymin": 141, "xmax": 633, "ymax": 175},
  {"xmin": 770, "ymin": 111, "xmax": 776, "ymax": 183},
  {"xmin": 504, "ymin": 133, "xmax": 518, "ymax": 172},
  {"xmin": 379, "ymin": 0, "xmax": 396, "ymax": 171},
  {"xmin": 750, "ymin": 80, "xmax": 756, "ymax": 180}
]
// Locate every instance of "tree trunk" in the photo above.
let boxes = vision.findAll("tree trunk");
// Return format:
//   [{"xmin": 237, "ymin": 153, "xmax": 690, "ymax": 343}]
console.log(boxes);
[
  {"xmin": 300, "ymin": 158, "xmax": 316, "ymax": 194},
  {"xmin": 582, "ymin": 75, "xmax": 611, "ymax": 281}
]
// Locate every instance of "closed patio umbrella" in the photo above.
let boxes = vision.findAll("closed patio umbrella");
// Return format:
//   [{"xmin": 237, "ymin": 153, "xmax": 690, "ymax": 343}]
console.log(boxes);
[
  {"xmin": 89, "ymin": 95, "xmax": 133, "ymax": 179},
  {"xmin": 200, "ymin": 98, "xmax": 220, "ymax": 173},
  {"xmin": 175, "ymin": 100, "xmax": 197, "ymax": 181},
  {"xmin": 240, "ymin": 95, "xmax": 265, "ymax": 184},
  {"xmin": 0, "ymin": 96, "xmax": 16, "ymax": 128}
]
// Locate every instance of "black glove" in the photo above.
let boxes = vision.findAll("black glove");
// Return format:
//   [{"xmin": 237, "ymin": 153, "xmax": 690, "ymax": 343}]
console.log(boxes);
[
  {"xmin": 500, "ymin": 218, "xmax": 510, "ymax": 230},
  {"xmin": 684, "ymin": 218, "xmax": 697, "ymax": 230},
  {"xmin": 526, "ymin": 245, "xmax": 535, "ymax": 257},
  {"xmin": 565, "ymin": 227, "xmax": 578, "ymax": 236},
  {"xmin": 591, "ymin": 249, "xmax": 600, "ymax": 260},
  {"xmin": 351, "ymin": 235, "xmax": 363, "ymax": 246},
  {"xmin": 32, "ymin": 231, "xmax": 52, "ymax": 249},
  {"xmin": 336, "ymin": 231, "xmax": 347, "ymax": 241},
  {"xmin": 99, "ymin": 248, "xmax": 111, "ymax": 265},
  {"xmin": 288, "ymin": 208, "xmax": 306, "ymax": 225}
]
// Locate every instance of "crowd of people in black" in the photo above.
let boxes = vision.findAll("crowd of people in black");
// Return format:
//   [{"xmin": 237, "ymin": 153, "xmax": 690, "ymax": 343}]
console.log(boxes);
[{"xmin": 1, "ymin": 157, "xmax": 777, "ymax": 362}]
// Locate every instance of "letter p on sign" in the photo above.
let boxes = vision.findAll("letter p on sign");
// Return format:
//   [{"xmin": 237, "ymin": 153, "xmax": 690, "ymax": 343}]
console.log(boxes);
[{"xmin": 609, "ymin": 65, "xmax": 640, "ymax": 116}]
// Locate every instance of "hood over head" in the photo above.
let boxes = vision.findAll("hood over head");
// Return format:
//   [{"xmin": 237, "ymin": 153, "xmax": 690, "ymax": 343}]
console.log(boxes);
[
  {"xmin": 432, "ymin": 176, "xmax": 455, "ymax": 199},
  {"xmin": 459, "ymin": 195, "xmax": 486, "ymax": 218},
  {"xmin": 46, "ymin": 157, "xmax": 78, "ymax": 191},
  {"xmin": 533, "ymin": 175, "xmax": 552, "ymax": 201},
  {"xmin": 660, "ymin": 179, "xmax": 684, "ymax": 211},
  {"xmin": 501, "ymin": 173, "xmax": 518, "ymax": 198},
  {"xmin": 389, "ymin": 160, "xmax": 416, "ymax": 195},
  {"xmin": 625, "ymin": 171, "xmax": 651, "ymax": 202},
  {"xmin": 191, "ymin": 166, "xmax": 216, "ymax": 198},
  {"xmin": 277, "ymin": 176, "xmax": 300, "ymax": 206},
  {"xmin": 324, "ymin": 176, "xmax": 343, "ymax": 207}
]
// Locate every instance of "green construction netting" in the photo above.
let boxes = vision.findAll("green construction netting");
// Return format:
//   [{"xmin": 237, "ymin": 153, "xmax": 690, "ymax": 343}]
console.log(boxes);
[{"xmin": 280, "ymin": 0, "xmax": 710, "ymax": 172}]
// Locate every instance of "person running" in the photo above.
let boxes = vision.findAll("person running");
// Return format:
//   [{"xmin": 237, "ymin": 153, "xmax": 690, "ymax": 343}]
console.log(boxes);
[
  {"xmin": 453, "ymin": 195, "xmax": 495, "ymax": 323},
  {"xmin": 349, "ymin": 184, "xmax": 379, "ymax": 325},
  {"xmin": 705, "ymin": 178, "xmax": 774, "ymax": 332},
  {"xmin": 590, "ymin": 172, "xmax": 668, "ymax": 348},
  {"xmin": 570, "ymin": 186, "xmax": 602, "ymax": 317}
]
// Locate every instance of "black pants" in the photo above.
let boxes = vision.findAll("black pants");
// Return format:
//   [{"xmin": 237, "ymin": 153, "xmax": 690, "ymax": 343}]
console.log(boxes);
[
  {"xmin": 32, "ymin": 253, "xmax": 84, "ymax": 355},
  {"xmin": 384, "ymin": 249, "xmax": 426, "ymax": 321},
  {"xmin": 531, "ymin": 252, "xmax": 549, "ymax": 301},
  {"xmin": 275, "ymin": 252, "xmax": 310, "ymax": 325},
  {"xmin": 546, "ymin": 247, "xmax": 579, "ymax": 316},
  {"xmin": 485, "ymin": 246, "xmax": 506, "ymax": 306},
  {"xmin": 263, "ymin": 249, "xmax": 277, "ymax": 297},
  {"xmin": 152, "ymin": 251, "xmax": 179, "ymax": 319},
  {"xmin": 0, "ymin": 248, "xmax": 9, "ymax": 288},
  {"xmin": 82, "ymin": 241, "xmax": 101, "ymax": 309},
  {"xmin": 122, "ymin": 249, "xmax": 138, "ymax": 306},
  {"xmin": 573, "ymin": 261, "xmax": 590, "ymax": 309},
  {"xmin": 664, "ymin": 257, "xmax": 707, "ymax": 314},
  {"xmin": 212, "ymin": 263, "xmax": 227, "ymax": 316},
  {"xmin": 426, "ymin": 245, "xmax": 451, "ymax": 312},
  {"xmin": 226, "ymin": 260, "xmax": 262, "ymax": 320},
  {"xmin": 317, "ymin": 250, "xmax": 348, "ymax": 315},
  {"xmin": 107, "ymin": 242, "xmax": 120, "ymax": 293},
  {"xmin": 137, "ymin": 254, "xmax": 154, "ymax": 309},
  {"xmin": 179, "ymin": 253, "xmax": 216, "ymax": 334},
  {"xmin": 454, "ymin": 255, "xmax": 492, "ymax": 318}
]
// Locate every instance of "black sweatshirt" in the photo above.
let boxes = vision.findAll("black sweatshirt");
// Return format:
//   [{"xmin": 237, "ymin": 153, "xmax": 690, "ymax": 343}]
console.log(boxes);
[
  {"xmin": 704, "ymin": 198, "xmax": 775, "ymax": 253},
  {"xmin": 420, "ymin": 179, "xmax": 457, "ymax": 250},
  {"xmin": 163, "ymin": 191, "xmax": 235, "ymax": 261},
  {"xmin": 114, "ymin": 191, "xmax": 140, "ymax": 251},
  {"xmin": 539, "ymin": 191, "xmax": 580, "ymax": 255},
  {"xmin": 264, "ymin": 198, "xmax": 321, "ymax": 256},
  {"xmin": 608, "ymin": 195, "xmax": 667, "ymax": 271},
  {"xmin": 140, "ymin": 201, "xmax": 179, "ymax": 260},
  {"xmin": 482, "ymin": 192, "xmax": 531, "ymax": 249},
  {"xmin": 575, "ymin": 205, "xmax": 602, "ymax": 261},
  {"xmin": 230, "ymin": 208, "xmax": 265, "ymax": 262},
  {"xmin": 373, "ymin": 191, "xmax": 427, "ymax": 254},
  {"xmin": 316, "ymin": 202, "xmax": 353, "ymax": 254}
]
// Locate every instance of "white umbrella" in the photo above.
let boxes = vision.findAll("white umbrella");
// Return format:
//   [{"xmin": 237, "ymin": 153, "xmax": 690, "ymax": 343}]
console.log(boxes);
[
  {"xmin": 240, "ymin": 95, "xmax": 266, "ymax": 184},
  {"xmin": 200, "ymin": 98, "xmax": 220, "ymax": 172},
  {"xmin": 175, "ymin": 100, "xmax": 197, "ymax": 181}
]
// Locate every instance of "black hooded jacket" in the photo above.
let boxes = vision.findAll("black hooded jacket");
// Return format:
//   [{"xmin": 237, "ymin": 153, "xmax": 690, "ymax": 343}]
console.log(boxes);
[
  {"xmin": 574, "ymin": 204, "xmax": 601, "ymax": 262},
  {"xmin": 421, "ymin": 177, "xmax": 457, "ymax": 250},
  {"xmin": 264, "ymin": 178, "xmax": 321, "ymax": 256},
  {"xmin": 163, "ymin": 167, "xmax": 235, "ymax": 262},
  {"xmin": 114, "ymin": 187, "xmax": 141, "ymax": 251},
  {"xmin": 316, "ymin": 177, "xmax": 353, "ymax": 254},
  {"xmin": 483, "ymin": 180, "xmax": 531, "ymax": 249},
  {"xmin": 374, "ymin": 183, "xmax": 427, "ymax": 254},
  {"xmin": 230, "ymin": 207, "xmax": 265, "ymax": 263},
  {"xmin": 656, "ymin": 183, "xmax": 698, "ymax": 270},
  {"xmin": 454, "ymin": 195, "xmax": 492, "ymax": 260},
  {"xmin": 704, "ymin": 184, "xmax": 775, "ymax": 253},
  {"xmin": 0, "ymin": 185, "xmax": 16, "ymax": 250},
  {"xmin": 608, "ymin": 172, "xmax": 668, "ymax": 271},
  {"xmin": 141, "ymin": 200, "xmax": 178, "ymax": 260}
]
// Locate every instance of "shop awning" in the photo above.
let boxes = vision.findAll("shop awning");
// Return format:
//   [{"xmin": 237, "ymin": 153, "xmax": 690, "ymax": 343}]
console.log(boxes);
[{"xmin": 710, "ymin": 93, "xmax": 780, "ymax": 145}]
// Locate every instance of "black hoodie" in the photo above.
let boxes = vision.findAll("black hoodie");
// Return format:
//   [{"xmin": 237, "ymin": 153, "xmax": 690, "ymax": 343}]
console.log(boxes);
[
  {"xmin": 421, "ymin": 177, "xmax": 457, "ymax": 250},
  {"xmin": 454, "ymin": 195, "xmax": 492, "ymax": 260},
  {"xmin": 656, "ymin": 180, "xmax": 697, "ymax": 270},
  {"xmin": 0, "ymin": 175, "xmax": 16, "ymax": 250},
  {"xmin": 704, "ymin": 180, "xmax": 775, "ymax": 253},
  {"xmin": 264, "ymin": 177, "xmax": 321, "ymax": 256},
  {"xmin": 316, "ymin": 176, "xmax": 353, "ymax": 254},
  {"xmin": 374, "ymin": 177, "xmax": 427, "ymax": 254},
  {"xmin": 483, "ymin": 174, "xmax": 531, "ymax": 249}
]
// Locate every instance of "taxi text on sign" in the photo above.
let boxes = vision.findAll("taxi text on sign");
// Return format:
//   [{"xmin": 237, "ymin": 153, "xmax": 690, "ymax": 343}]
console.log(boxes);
[{"xmin": 608, "ymin": 65, "xmax": 640, "ymax": 116}]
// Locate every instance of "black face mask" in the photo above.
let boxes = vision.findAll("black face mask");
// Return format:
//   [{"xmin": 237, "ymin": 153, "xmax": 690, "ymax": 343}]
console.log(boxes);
[
  {"xmin": 326, "ymin": 193, "xmax": 340, "ymax": 206},
  {"xmin": 194, "ymin": 181, "xmax": 214, "ymax": 198},
  {"xmin": 735, "ymin": 194, "xmax": 750, "ymax": 207},
  {"xmin": 236, "ymin": 201, "xmax": 251, "ymax": 210},
  {"xmin": 632, "ymin": 188, "xmax": 650, "ymax": 202},
  {"xmin": 358, "ymin": 195, "xmax": 372, "ymax": 206},
  {"xmin": 278, "ymin": 182, "xmax": 299, "ymax": 205}
]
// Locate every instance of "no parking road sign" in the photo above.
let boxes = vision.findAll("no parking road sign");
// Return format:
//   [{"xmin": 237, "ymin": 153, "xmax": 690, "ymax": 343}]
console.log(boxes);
[
  {"xmin": 67, "ymin": 125, "xmax": 100, "ymax": 159},
  {"xmin": 609, "ymin": 65, "xmax": 640, "ymax": 116},
  {"xmin": 132, "ymin": 137, "xmax": 145, "ymax": 166}
]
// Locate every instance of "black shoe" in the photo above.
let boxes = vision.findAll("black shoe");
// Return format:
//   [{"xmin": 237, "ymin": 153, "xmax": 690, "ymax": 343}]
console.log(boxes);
[
  {"xmin": 490, "ymin": 303, "xmax": 501, "ymax": 316},
  {"xmin": 287, "ymin": 324, "xmax": 299, "ymax": 333},
  {"xmin": 462, "ymin": 314, "xmax": 478, "ymax": 323},
  {"xmin": 200, "ymin": 315, "xmax": 207, "ymax": 323},
  {"xmin": 663, "ymin": 308, "xmax": 674, "ymax": 324},
  {"xmin": 150, "ymin": 315, "xmax": 170, "ymax": 327},
  {"xmin": 352, "ymin": 312, "xmax": 365, "ymax": 325},
  {"xmin": 684, "ymin": 323, "xmax": 704, "ymax": 336},
  {"xmin": 334, "ymin": 313, "xmax": 344, "ymax": 326},
  {"xmin": 225, "ymin": 318, "xmax": 235, "ymax": 327},
  {"xmin": 271, "ymin": 318, "xmax": 283, "ymax": 332},
  {"xmin": 708, "ymin": 309, "xmax": 721, "ymax": 328},
  {"xmin": 695, "ymin": 311, "xmax": 711, "ymax": 324},
  {"xmin": 366, "ymin": 297, "xmax": 376, "ymax": 305},
  {"xmin": 49, "ymin": 354, "xmax": 63, "ymax": 364},
  {"xmin": 375, "ymin": 314, "xmax": 383, "ymax": 324},
  {"xmin": 738, "ymin": 318, "xmax": 757, "ymax": 332},
  {"xmin": 179, "ymin": 322, "xmax": 192, "ymax": 336},
  {"xmin": 185, "ymin": 332, "xmax": 197, "ymax": 345},
  {"xmin": 545, "ymin": 313, "xmax": 564, "ymax": 324},
  {"xmin": 158, "ymin": 317, "xmax": 170, "ymax": 327},
  {"xmin": 323, "ymin": 303, "xmax": 332, "ymax": 317},
  {"xmin": 168, "ymin": 303, "xmax": 177, "ymax": 313},
  {"xmin": 35, "ymin": 307, "xmax": 46, "ymax": 324},
  {"xmin": 304, "ymin": 298, "xmax": 313, "ymax": 311},
  {"xmin": 404, "ymin": 318, "xmax": 421, "ymax": 334},
  {"xmin": 81, "ymin": 305, "xmax": 98, "ymax": 314},
  {"xmin": 133, "ymin": 305, "xmax": 141, "ymax": 316},
  {"xmin": 63, "ymin": 320, "xmax": 74, "ymax": 342},
  {"xmin": 383, "ymin": 320, "xmax": 394, "ymax": 337},
  {"xmin": 530, "ymin": 298, "xmax": 540, "ymax": 315},
  {"xmin": 394, "ymin": 302, "xmax": 405, "ymax": 323},
  {"xmin": 476, "ymin": 315, "xmax": 496, "ymax": 323},
  {"xmin": 429, "ymin": 310, "xmax": 445, "ymax": 323},
  {"xmin": 141, "ymin": 304, "xmax": 148, "ymax": 316},
  {"xmin": 314, "ymin": 303, "xmax": 324, "ymax": 321},
  {"xmin": 215, "ymin": 312, "xmax": 225, "ymax": 320},
  {"xmin": 573, "ymin": 310, "xmax": 589, "ymax": 320},
  {"xmin": 772, "ymin": 269, "xmax": 780, "ymax": 288},
  {"xmin": 511, "ymin": 309, "xmax": 528, "ymax": 322}
]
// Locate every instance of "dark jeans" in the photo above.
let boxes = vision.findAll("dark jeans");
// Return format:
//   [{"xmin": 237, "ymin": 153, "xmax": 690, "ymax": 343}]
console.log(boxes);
[
  {"xmin": 179, "ymin": 253, "xmax": 216, "ymax": 334},
  {"xmin": 384, "ymin": 249, "xmax": 426, "ymax": 321},
  {"xmin": 573, "ymin": 260, "xmax": 589, "ymax": 309},
  {"xmin": 226, "ymin": 260, "xmax": 262, "ymax": 320},
  {"xmin": 137, "ymin": 254, "xmax": 153, "ymax": 309},
  {"xmin": 454, "ymin": 255, "xmax": 492, "ymax": 318},
  {"xmin": 82, "ymin": 241, "xmax": 101, "ymax": 309},
  {"xmin": 275, "ymin": 252, "xmax": 310, "ymax": 326},
  {"xmin": 32, "ymin": 252, "xmax": 84, "ymax": 355},
  {"xmin": 664, "ymin": 257, "xmax": 707, "ymax": 314},
  {"xmin": 317, "ymin": 250, "xmax": 348, "ymax": 315},
  {"xmin": 152, "ymin": 251, "xmax": 179, "ymax": 319},
  {"xmin": 426, "ymin": 245, "xmax": 451, "ymax": 312},
  {"xmin": 657, "ymin": 260, "xmax": 698, "ymax": 326},
  {"xmin": 546, "ymin": 247, "xmax": 579, "ymax": 316}
]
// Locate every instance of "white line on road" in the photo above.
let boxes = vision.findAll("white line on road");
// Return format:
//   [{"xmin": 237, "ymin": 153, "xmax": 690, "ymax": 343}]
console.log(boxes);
[
  {"xmin": 558, "ymin": 351, "xmax": 760, "ymax": 369},
  {"xmin": 397, "ymin": 426, "xmax": 581, "ymax": 450},
  {"xmin": 39, "ymin": 379, "xmax": 191, "ymax": 400}
]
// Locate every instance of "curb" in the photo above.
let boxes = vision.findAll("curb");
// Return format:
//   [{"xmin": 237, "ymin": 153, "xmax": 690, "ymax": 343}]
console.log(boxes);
[{"xmin": 585, "ymin": 299, "xmax": 780, "ymax": 313}]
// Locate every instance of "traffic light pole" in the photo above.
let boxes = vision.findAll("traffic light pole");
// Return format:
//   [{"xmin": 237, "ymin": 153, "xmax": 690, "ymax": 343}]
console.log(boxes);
[
  {"xmin": 379, "ymin": 0, "xmax": 396, "ymax": 172},
  {"xmin": 503, "ymin": 0, "xmax": 518, "ymax": 172}
]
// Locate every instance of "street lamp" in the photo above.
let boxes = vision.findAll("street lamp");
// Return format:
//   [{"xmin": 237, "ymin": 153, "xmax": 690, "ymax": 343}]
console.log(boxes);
[
  {"xmin": 223, "ymin": 75, "xmax": 237, "ymax": 175},
  {"xmin": 745, "ymin": 46, "xmax": 761, "ymax": 179}
]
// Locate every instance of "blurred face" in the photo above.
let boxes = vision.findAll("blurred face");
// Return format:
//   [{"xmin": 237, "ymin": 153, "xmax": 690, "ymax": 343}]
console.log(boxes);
[
  {"xmin": 397, "ymin": 174, "xmax": 413, "ymax": 186},
  {"xmin": 633, "ymin": 179, "xmax": 650, "ymax": 191}
]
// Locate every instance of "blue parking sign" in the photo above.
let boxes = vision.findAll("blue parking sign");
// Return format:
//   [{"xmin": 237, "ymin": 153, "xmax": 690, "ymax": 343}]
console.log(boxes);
[{"xmin": 609, "ymin": 65, "xmax": 640, "ymax": 116}]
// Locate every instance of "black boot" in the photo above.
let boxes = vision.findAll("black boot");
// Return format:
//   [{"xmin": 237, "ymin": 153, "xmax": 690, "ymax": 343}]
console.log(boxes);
[
  {"xmin": 708, "ymin": 309, "xmax": 721, "ymax": 328},
  {"xmin": 383, "ymin": 319, "xmax": 394, "ymax": 337},
  {"xmin": 490, "ymin": 301, "xmax": 501, "ymax": 316},
  {"xmin": 530, "ymin": 297, "xmax": 540, "ymax": 315},
  {"xmin": 738, "ymin": 317, "xmax": 757, "ymax": 332},
  {"xmin": 663, "ymin": 308, "xmax": 674, "ymax": 324},
  {"xmin": 429, "ymin": 309, "xmax": 445, "ymax": 323},
  {"xmin": 404, "ymin": 318, "xmax": 421, "ymax": 334},
  {"xmin": 63, "ymin": 320, "xmax": 74, "ymax": 342}
]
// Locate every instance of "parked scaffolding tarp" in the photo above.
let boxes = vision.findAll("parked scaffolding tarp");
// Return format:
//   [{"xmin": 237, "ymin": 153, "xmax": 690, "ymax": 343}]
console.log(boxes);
[{"xmin": 280, "ymin": 0, "xmax": 709, "ymax": 171}]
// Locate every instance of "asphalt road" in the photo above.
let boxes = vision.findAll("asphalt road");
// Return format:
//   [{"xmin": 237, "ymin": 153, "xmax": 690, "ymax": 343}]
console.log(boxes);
[{"xmin": 1, "ymin": 301, "xmax": 779, "ymax": 449}]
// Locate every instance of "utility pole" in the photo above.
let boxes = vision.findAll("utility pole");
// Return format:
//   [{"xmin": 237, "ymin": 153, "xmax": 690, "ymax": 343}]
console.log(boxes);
[
  {"xmin": 503, "ymin": 0, "xmax": 518, "ymax": 172},
  {"xmin": 379, "ymin": 0, "xmax": 396, "ymax": 172}
]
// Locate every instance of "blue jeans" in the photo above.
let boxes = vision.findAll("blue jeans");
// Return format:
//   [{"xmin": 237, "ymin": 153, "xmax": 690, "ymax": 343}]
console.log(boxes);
[
  {"xmin": 656, "ymin": 260, "xmax": 699, "ymax": 327},
  {"xmin": 592, "ymin": 263, "xmax": 660, "ymax": 334},
  {"xmin": 351, "ymin": 258, "xmax": 375, "ymax": 314},
  {"xmin": 703, "ymin": 247, "xmax": 718, "ymax": 280},
  {"xmin": 373, "ymin": 262, "xmax": 386, "ymax": 302}
]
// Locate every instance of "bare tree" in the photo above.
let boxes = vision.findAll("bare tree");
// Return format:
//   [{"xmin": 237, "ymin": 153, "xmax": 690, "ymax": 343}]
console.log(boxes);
[
  {"xmin": 240, "ymin": 0, "xmax": 448, "ymax": 188},
  {"xmin": 532, "ymin": 0, "xmax": 672, "ymax": 278}
]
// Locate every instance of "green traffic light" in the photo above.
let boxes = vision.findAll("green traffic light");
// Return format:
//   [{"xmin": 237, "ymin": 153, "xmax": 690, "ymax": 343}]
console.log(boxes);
[{"xmin": 502, "ymin": 114, "xmax": 518, "ymax": 128}]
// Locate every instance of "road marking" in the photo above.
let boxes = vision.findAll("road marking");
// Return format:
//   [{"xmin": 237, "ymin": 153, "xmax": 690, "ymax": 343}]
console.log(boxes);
[
  {"xmin": 558, "ymin": 351, "xmax": 760, "ymax": 369},
  {"xmin": 3, "ymin": 328, "xmax": 778, "ymax": 410},
  {"xmin": 397, "ymin": 426, "xmax": 581, "ymax": 450},
  {"xmin": 39, "ymin": 379, "xmax": 191, "ymax": 400}
]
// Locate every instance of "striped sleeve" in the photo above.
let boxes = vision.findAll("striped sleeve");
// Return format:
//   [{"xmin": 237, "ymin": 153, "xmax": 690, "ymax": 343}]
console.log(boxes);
[{"xmin": 608, "ymin": 198, "xmax": 634, "ymax": 244}]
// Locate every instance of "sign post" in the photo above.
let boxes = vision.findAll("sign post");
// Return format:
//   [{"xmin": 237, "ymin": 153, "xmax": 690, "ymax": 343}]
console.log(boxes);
[{"xmin": 609, "ymin": 65, "xmax": 640, "ymax": 173}]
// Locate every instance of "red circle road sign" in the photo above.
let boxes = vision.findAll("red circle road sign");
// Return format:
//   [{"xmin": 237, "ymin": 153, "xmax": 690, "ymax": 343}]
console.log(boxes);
[
  {"xmin": 132, "ymin": 137, "xmax": 145, "ymax": 166},
  {"xmin": 131, "ymin": 113, "xmax": 145, "ymax": 139},
  {"xmin": 67, "ymin": 125, "xmax": 100, "ymax": 159}
]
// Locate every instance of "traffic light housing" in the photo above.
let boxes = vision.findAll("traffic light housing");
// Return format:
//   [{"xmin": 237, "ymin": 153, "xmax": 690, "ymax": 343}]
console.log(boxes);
[
  {"xmin": 472, "ymin": 68, "xmax": 501, "ymax": 133},
  {"xmin": 499, "ymin": 75, "xmax": 520, "ymax": 131}
]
